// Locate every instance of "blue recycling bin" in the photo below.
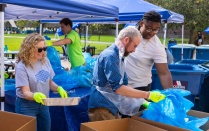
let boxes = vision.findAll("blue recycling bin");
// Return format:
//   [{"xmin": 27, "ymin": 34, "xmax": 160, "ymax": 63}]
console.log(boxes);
[
  {"xmin": 44, "ymin": 35, "xmax": 51, "ymax": 40},
  {"xmin": 175, "ymin": 59, "xmax": 209, "ymax": 111},
  {"xmin": 175, "ymin": 59, "xmax": 209, "ymax": 65},
  {"xmin": 196, "ymin": 46, "xmax": 209, "ymax": 60},
  {"xmin": 152, "ymin": 64, "xmax": 208, "ymax": 110},
  {"xmin": 167, "ymin": 38, "xmax": 177, "ymax": 53},
  {"xmin": 56, "ymin": 28, "xmax": 64, "ymax": 36},
  {"xmin": 171, "ymin": 44, "xmax": 195, "ymax": 63},
  {"xmin": 151, "ymin": 64, "xmax": 207, "ymax": 96},
  {"xmin": 198, "ymin": 62, "xmax": 209, "ymax": 112}
]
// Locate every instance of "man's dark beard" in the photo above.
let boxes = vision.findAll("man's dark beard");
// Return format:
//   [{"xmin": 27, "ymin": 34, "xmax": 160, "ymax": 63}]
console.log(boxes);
[
  {"xmin": 124, "ymin": 41, "xmax": 132, "ymax": 57},
  {"xmin": 124, "ymin": 52, "xmax": 129, "ymax": 57}
]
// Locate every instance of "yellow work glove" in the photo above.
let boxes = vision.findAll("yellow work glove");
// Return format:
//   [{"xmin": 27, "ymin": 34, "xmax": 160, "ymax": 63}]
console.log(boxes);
[
  {"xmin": 148, "ymin": 91, "xmax": 166, "ymax": 103},
  {"xmin": 142, "ymin": 100, "xmax": 151, "ymax": 109},
  {"xmin": 33, "ymin": 92, "xmax": 47, "ymax": 105},
  {"xmin": 45, "ymin": 41, "xmax": 53, "ymax": 46},
  {"xmin": 4, "ymin": 72, "xmax": 9, "ymax": 79},
  {"xmin": 57, "ymin": 86, "xmax": 68, "ymax": 98}
]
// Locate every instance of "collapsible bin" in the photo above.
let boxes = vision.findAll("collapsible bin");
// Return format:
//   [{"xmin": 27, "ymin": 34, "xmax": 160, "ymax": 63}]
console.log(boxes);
[
  {"xmin": 196, "ymin": 45, "xmax": 209, "ymax": 60},
  {"xmin": 171, "ymin": 44, "xmax": 195, "ymax": 62},
  {"xmin": 86, "ymin": 46, "xmax": 96, "ymax": 56}
]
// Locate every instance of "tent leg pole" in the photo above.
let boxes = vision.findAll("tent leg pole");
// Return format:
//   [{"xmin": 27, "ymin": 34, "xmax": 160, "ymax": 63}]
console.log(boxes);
[
  {"xmin": 163, "ymin": 20, "xmax": 167, "ymax": 46},
  {"xmin": 115, "ymin": 19, "xmax": 118, "ymax": 38},
  {"xmin": 181, "ymin": 23, "xmax": 184, "ymax": 60},
  {"xmin": 40, "ymin": 23, "xmax": 42, "ymax": 35},
  {"xmin": 85, "ymin": 23, "xmax": 88, "ymax": 52},
  {"xmin": 0, "ymin": 4, "xmax": 6, "ymax": 111}
]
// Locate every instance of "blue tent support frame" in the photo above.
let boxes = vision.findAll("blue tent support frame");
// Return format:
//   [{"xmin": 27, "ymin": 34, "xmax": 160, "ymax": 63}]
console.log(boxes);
[{"xmin": 40, "ymin": 0, "xmax": 185, "ymax": 57}]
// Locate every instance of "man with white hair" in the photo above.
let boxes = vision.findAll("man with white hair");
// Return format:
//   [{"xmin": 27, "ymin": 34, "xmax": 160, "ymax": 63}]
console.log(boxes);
[{"xmin": 88, "ymin": 26, "xmax": 166, "ymax": 122}]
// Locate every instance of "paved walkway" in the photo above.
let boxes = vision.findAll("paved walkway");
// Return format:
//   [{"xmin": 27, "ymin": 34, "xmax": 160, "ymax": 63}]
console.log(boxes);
[
  {"xmin": 5, "ymin": 35, "xmax": 113, "ymax": 44},
  {"xmin": 4, "ymin": 36, "xmax": 25, "ymax": 38},
  {"xmin": 81, "ymin": 40, "xmax": 113, "ymax": 44}
]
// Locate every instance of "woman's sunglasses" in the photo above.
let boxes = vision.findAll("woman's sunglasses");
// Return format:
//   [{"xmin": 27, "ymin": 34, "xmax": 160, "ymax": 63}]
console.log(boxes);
[{"xmin": 37, "ymin": 47, "xmax": 48, "ymax": 53}]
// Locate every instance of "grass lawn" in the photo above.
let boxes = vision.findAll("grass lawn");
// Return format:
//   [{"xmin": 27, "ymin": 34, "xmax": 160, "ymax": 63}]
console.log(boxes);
[{"xmin": 4, "ymin": 34, "xmax": 189, "ymax": 55}]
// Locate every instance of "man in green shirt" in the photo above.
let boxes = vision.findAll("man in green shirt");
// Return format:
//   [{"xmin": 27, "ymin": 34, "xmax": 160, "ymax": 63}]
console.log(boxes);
[{"xmin": 49, "ymin": 18, "xmax": 85, "ymax": 68}]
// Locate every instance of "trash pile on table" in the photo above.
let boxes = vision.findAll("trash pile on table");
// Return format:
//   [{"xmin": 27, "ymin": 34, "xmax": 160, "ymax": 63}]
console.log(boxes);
[{"xmin": 47, "ymin": 47, "xmax": 97, "ymax": 91}]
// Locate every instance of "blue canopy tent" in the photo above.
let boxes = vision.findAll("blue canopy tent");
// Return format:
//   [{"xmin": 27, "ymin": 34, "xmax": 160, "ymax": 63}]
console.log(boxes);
[
  {"xmin": 40, "ymin": 0, "xmax": 184, "ymax": 51},
  {"xmin": 2, "ymin": 0, "xmax": 118, "ymax": 20},
  {"xmin": 71, "ymin": 0, "xmax": 183, "ymax": 23},
  {"xmin": 71, "ymin": 0, "xmax": 185, "ymax": 59},
  {"xmin": 76, "ymin": 0, "xmax": 184, "ymax": 42},
  {"xmin": 40, "ymin": 0, "xmax": 184, "ymax": 26},
  {"xmin": 204, "ymin": 27, "xmax": 209, "ymax": 34},
  {"xmin": 0, "ymin": 0, "xmax": 119, "ymax": 111},
  {"xmin": 124, "ymin": 23, "xmax": 137, "ymax": 28},
  {"xmin": 73, "ymin": 0, "xmax": 185, "ymax": 59}
]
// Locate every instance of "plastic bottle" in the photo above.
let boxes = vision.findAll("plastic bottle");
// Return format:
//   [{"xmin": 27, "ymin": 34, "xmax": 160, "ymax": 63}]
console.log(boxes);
[{"xmin": 4, "ymin": 45, "xmax": 8, "ymax": 52}]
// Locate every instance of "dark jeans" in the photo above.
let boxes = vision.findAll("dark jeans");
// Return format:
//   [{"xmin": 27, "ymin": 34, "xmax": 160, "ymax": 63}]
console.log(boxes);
[
  {"xmin": 88, "ymin": 108, "xmax": 120, "ymax": 122},
  {"xmin": 121, "ymin": 84, "xmax": 151, "ymax": 118},
  {"xmin": 15, "ymin": 97, "xmax": 51, "ymax": 131}
]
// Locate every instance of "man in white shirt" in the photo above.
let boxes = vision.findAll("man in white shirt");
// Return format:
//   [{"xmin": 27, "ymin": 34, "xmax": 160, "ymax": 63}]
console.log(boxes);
[{"xmin": 124, "ymin": 11, "xmax": 173, "ymax": 91}]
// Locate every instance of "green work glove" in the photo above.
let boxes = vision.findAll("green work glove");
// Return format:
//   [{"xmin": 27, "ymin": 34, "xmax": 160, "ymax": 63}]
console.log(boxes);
[
  {"xmin": 45, "ymin": 41, "xmax": 53, "ymax": 46},
  {"xmin": 148, "ymin": 91, "xmax": 166, "ymax": 103},
  {"xmin": 57, "ymin": 86, "xmax": 68, "ymax": 98},
  {"xmin": 4, "ymin": 72, "xmax": 9, "ymax": 79},
  {"xmin": 142, "ymin": 100, "xmax": 151, "ymax": 109},
  {"xmin": 33, "ymin": 92, "xmax": 47, "ymax": 105}
]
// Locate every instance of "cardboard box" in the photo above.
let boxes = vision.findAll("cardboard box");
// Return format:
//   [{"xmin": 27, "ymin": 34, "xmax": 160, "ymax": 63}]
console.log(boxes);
[
  {"xmin": 132, "ymin": 116, "xmax": 188, "ymax": 131},
  {"xmin": 187, "ymin": 110, "xmax": 209, "ymax": 131},
  {"xmin": 80, "ymin": 118, "xmax": 167, "ymax": 131},
  {"xmin": 132, "ymin": 110, "xmax": 209, "ymax": 131},
  {"xmin": 0, "ymin": 111, "xmax": 36, "ymax": 131},
  {"xmin": 43, "ymin": 97, "xmax": 81, "ymax": 106}
]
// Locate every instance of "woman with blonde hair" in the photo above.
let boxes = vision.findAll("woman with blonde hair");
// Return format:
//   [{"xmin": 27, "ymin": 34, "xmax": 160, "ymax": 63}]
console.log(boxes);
[{"xmin": 15, "ymin": 33, "xmax": 68, "ymax": 131}]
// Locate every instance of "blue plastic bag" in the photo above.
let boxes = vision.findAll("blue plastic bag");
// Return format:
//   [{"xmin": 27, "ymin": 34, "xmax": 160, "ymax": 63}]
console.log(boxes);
[
  {"xmin": 65, "ymin": 52, "xmax": 97, "ymax": 88},
  {"xmin": 47, "ymin": 48, "xmax": 97, "ymax": 89},
  {"xmin": 47, "ymin": 47, "xmax": 62, "ymax": 69},
  {"xmin": 68, "ymin": 66, "xmax": 93, "ymax": 88},
  {"xmin": 83, "ymin": 52, "xmax": 97, "ymax": 72},
  {"xmin": 47, "ymin": 47, "xmax": 78, "ymax": 91},
  {"xmin": 141, "ymin": 89, "xmax": 209, "ymax": 131}
]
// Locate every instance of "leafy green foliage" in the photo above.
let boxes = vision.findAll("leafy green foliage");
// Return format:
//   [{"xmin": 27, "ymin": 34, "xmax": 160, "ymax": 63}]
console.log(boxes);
[
  {"xmin": 16, "ymin": 20, "xmax": 40, "ymax": 29},
  {"xmin": 145, "ymin": 0, "xmax": 209, "ymax": 44}
]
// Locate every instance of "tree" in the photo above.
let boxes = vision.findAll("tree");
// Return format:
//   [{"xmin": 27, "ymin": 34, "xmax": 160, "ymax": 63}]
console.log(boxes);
[
  {"xmin": 16, "ymin": 20, "xmax": 40, "ymax": 29},
  {"xmin": 16, "ymin": 20, "xmax": 28, "ymax": 30},
  {"xmin": 145, "ymin": 0, "xmax": 209, "ymax": 44}
]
